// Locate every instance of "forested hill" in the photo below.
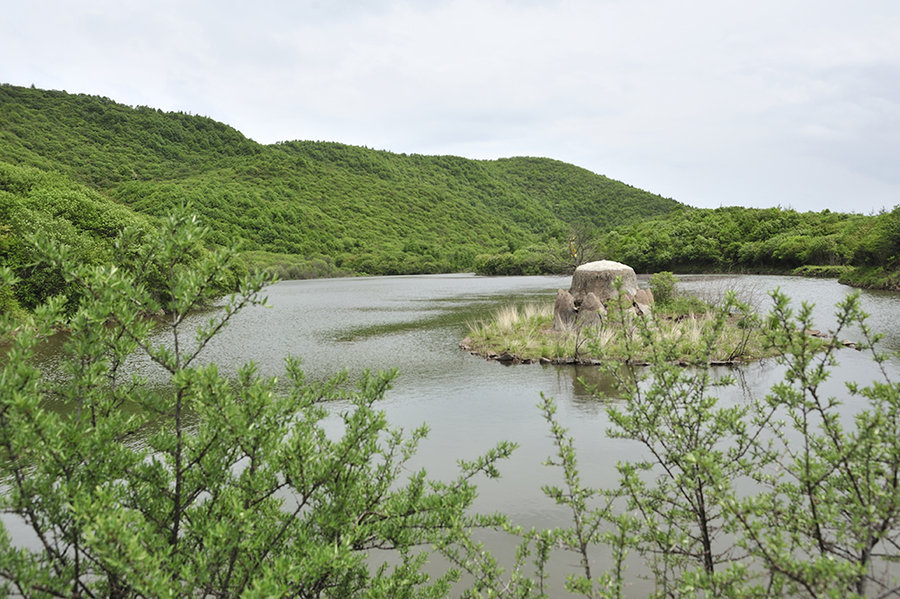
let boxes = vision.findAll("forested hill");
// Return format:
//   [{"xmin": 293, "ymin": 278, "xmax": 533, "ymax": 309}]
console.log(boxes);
[{"xmin": 0, "ymin": 83, "xmax": 681, "ymax": 280}]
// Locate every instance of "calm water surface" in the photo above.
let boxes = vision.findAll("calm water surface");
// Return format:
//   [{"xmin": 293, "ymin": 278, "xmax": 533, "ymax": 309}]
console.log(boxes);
[
  {"xmin": 22, "ymin": 273, "xmax": 900, "ymax": 594},
  {"xmin": 118, "ymin": 272, "xmax": 900, "ymax": 527}
]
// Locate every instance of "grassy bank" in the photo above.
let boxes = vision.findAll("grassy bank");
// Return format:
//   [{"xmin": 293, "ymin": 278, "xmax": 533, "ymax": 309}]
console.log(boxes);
[
  {"xmin": 792, "ymin": 264, "xmax": 900, "ymax": 290},
  {"xmin": 791, "ymin": 264, "xmax": 855, "ymax": 279},
  {"xmin": 461, "ymin": 294, "xmax": 836, "ymax": 366},
  {"xmin": 837, "ymin": 265, "xmax": 900, "ymax": 291}
]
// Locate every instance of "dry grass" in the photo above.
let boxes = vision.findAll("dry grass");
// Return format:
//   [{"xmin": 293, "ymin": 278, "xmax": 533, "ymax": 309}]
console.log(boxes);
[
  {"xmin": 465, "ymin": 302, "xmax": 778, "ymax": 364},
  {"xmin": 490, "ymin": 303, "xmax": 550, "ymax": 333}
]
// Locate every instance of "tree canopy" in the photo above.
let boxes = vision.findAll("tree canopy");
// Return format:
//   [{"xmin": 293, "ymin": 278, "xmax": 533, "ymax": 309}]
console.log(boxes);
[{"xmin": 0, "ymin": 83, "xmax": 681, "ymax": 284}]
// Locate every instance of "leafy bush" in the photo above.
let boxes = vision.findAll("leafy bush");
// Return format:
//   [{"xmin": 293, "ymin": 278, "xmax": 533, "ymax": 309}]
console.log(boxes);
[
  {"xmin": 649, "ymin": 270, "xmax": 678, "ymax": 305},
  {"xmin": 664, "ymin": 292, "xmax": 714, "ymax": 316},
  {"xmin": 453, "ymin": 286, "xmax": 900, "ymax": 597},
  {"xmin": 0, "ymin": 212, "xmax": 513, "ymax": 597}
]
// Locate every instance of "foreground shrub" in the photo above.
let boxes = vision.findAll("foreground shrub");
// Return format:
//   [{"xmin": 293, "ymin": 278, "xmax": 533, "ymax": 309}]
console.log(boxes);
[
  {"xmin": 0, "ymin": 212, "xmax": 513, "ymax": 597},
  {"xmin": 452, "ymin": 281, "xmax": 900, "ymax": 597}
]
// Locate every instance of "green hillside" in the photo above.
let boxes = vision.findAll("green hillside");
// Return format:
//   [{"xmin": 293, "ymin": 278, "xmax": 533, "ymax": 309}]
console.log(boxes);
[
  {"xmin": 0, "ymin": 161, "xmax": 152, "ymax": 314},
  {"xmin": 0, "ymin": 161, "xmax": 252, "ymax": 315},
  {"xmin": 2, "ymin": 82, "xmax": 898, "ymax": 307},
  {"xmin": 597, "ymin": 205, "xmax": 900, "ymax": 289},
  {"xmin": 0, "ymin": 83, "xmax": 682, "ymax": 282}
]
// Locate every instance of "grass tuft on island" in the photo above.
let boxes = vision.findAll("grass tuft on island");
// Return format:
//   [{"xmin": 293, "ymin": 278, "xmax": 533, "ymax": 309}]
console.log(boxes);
[{"xmin": 461, "ymin": 291, "xmax": 839, "ymax": 366}]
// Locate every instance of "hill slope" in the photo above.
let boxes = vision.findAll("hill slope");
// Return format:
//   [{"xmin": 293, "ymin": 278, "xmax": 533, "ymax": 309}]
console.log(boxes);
[
  {"xmin": 0, "ymin": 161, "xmax": 154, "ymax": 312},
  {"xmin": 596, "ymin": 204, "xmax": 900, "ymax": 289},
  {"xmin": 0, "ymin": 84, "xmax": 682, "ymax": 277}
]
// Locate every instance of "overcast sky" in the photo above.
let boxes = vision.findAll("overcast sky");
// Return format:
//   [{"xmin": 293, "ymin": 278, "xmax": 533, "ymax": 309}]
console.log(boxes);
[{"xmin": 3, "ymin": 0, "xmax": 899, "ymax": 213}]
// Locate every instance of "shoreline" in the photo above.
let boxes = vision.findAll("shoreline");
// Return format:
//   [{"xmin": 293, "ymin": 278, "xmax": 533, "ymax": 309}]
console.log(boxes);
[
  {"xmin": 460, "ymin": 316, "xmax": 859, "ymax": 368},
  {"xmin": 458, "ymin": 336, "xmax": 751, "ymax": 367}
]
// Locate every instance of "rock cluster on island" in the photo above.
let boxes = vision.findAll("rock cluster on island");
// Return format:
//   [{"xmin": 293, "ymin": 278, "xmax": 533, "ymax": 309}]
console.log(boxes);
[{"xmin": 553, "ymin": 260, "xmax": 653, "ymax": 331}]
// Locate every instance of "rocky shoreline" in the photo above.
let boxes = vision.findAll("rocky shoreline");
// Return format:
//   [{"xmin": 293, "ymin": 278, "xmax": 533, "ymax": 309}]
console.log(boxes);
[
  {"xmin": 460, "ymin": 328, "xmax": 860, "ymax": 368},
  {"xmin": 458, "ymin": 336, "xmax": 750, "ymax": 367}
]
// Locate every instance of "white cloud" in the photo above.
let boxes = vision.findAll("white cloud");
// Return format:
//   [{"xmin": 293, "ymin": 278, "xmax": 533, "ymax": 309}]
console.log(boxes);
[{"xmin": 2, "ymin": 0, "xmax": 898, "ymax": 212}]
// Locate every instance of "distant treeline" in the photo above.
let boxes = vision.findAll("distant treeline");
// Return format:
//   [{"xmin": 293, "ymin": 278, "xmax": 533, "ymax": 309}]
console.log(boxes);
[
  {"xmin": 0, "ymin": 84, "xmax": 679, "ymax": 293},
  {"xmin": 475, "ymin": 204, "xmax": 900, "ymax": 288},
  {"xmin": 596, "ymin": 205, "xmax": 900, "ymax": 288},
  {"xmin": 1, "ymin": 82, "xmax": 898, "ymax": 314}
]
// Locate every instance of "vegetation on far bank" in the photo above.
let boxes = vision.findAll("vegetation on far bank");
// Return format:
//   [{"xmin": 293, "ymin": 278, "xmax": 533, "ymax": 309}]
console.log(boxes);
[
  {"xmin": 836, "ymin": 263, "xmax": 900, "ymax": 290},
  {"xmin": 2, "ymin": 82, "xmax": 898, "ymax": 320},
  {"xmin": 0, "ymin": 162, "xmax": 247, "ymax": 316},
  {"xmin": 593, "ymin": 204, "xmax": 900, "ymax": 290}
]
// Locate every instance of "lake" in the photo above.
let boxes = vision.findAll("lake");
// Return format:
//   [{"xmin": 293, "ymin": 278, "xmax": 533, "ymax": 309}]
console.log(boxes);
[{"xmin": 19, "ymin": 273, "xmax": 900, "ymax": 594}]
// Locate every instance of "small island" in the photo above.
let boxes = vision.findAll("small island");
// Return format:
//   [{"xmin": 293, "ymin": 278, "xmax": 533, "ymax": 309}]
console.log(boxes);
[{"xmin": 461, "ymin": 261, "xmax": 840, "ymax": 366}]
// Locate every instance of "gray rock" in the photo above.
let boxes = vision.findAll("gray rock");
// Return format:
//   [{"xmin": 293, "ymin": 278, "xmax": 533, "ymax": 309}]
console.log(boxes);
[
  {"xmin": 634, "ymin": 288, "xmax": 654, "ymax": 306},
  {"xmin": 553, "ymin": 288, "xmax": 577, "ymax": 331},
  {"xmin": 577, "ymin": 291, "xmax": 605, "ymax": 327},
  {"xmin": 634, "ymin": 302, "xmax": 652, "ymax": 317},
  {"xmin": 569, "ymin": 260, "xmax": 639, "ymax": 305}
]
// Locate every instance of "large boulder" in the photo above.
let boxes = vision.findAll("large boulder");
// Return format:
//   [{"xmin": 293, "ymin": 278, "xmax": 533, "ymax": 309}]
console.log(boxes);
[
  {"xmin": 553, "ymin": 289, "xmax": 577, "ymax": 331},
  {"xmin": 633, "ymin": 288, "xmax": 655, "ymax": 317},
  {"xmin": 634, "ymin": 288, "xmax": 654, "ymax": 306},
  {"xmin": 569, "ymin": 260, "xmax": 639, "ymax": 305},
  {"xmin": 576, "ymin": 291, "xmax": 606, "ymax": 328}
]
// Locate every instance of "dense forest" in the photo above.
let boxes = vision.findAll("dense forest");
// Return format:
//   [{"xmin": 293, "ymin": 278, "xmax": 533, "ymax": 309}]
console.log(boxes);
[
  {"xmin": 594, "ymin": 205, "xmax": 900, "ymax": 289},
  {"xmin": 0, "ymin": 162, "xmax": 249, "ymax": 315},
  {"xmin": 0, "ymin": 84, "xmax": 679, "ymax": 298},
  {"xmin": 1, "ymin": 82, "xmax": 898, "ymax": 317}
]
